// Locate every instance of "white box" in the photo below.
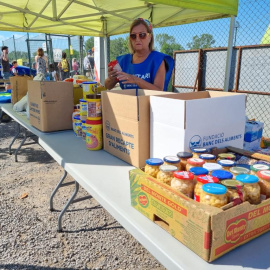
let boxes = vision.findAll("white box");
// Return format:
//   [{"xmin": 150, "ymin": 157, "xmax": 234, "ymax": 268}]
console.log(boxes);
[{"xmin": 150, "ymin": 91, "xmax": 246, "ymax": 158}]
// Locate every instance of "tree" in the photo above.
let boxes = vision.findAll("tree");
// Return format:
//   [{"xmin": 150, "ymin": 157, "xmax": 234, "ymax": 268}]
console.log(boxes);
[
  {"xmin": 187, "ymin": 34, "xmax": 215, "ymax": 49},
  {"xmin": 84, "ymin": 37, "xmax": 94, "ymax": 56},
  {"xmin": 109, "ymin": 37, "xmax": 129, "ymax": 61},
  {"xmin": 155, "ymin": 34, "xmax": 184, "ymax": 57}
]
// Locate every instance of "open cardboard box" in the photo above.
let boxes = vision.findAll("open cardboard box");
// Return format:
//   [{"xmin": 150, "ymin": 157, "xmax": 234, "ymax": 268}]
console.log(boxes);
[
  {"xmin": 130, "ymin": 146, "xmax": 270, "ymax": 262},
  {"xmin": 102, "ymin": 89, "xmax": 175, "ymax": 167},
  {"xmin": 150, "ymin": 91, "xmax": 246, "ymax": 158}
]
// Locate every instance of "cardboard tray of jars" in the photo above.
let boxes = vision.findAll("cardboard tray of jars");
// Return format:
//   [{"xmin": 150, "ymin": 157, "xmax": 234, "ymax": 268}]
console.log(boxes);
[{"xmin": 129, "ymin": 146, "xmax": 270, "ymax": 262}]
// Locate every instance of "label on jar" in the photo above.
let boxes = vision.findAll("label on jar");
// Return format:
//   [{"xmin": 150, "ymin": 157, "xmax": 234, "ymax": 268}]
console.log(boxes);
[
  {"xmin": 219, "ymin": 160, "xmax": 235, "ymax": 165},
  {"xmin": 253, "ymin": 164, "xmax": 269, "ymax": 170},
  {"xmin": 194, "ymin": 194, "xmax": 200, "ymax": 202},
  {"xmin": 200, "ymin": 154, "xmax": 214, "ymax": 158},
  {"xmin": 259, "ymin": 170, "xmax": 270, "ymax": 177}
]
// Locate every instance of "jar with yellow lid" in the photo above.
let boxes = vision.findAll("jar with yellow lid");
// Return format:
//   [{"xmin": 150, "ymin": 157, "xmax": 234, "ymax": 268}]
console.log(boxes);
[
  {"xmin": 200, "ymin": 183, "xmax": 227, "ymax": 208},
  {"xmin": 257, "ymin": 170, "xmax": 270, "ymax": 200},
  {"xmin": 250, "ymin": 164, "xmax": 270, "ymax": 176},
  {"xmin": 157, "ymin": 165, "xmax": 178, "ymax": 185},
  {"xmin": 217, "ymin": 153, "xmax": 236, "ymax": 161},
  {"xmin": 217, "ymin": 159, "xmax": 235, "ymax": 172},
  {"xmin": 145, "ymin": 158, "xmax": 163, "ymax": 178},
  {"xmin": 163, "ymin": 156, "xmax": 181, "ymax": 170},
  {"xmin": 236, "ymin": 174, "xmax": 261, "ymax": 204},
  {"xmin": 220, "ymin": 179, "xmax": 246, "ymax": 203},
  {"xmin": 199, "ymin": 154, "xmax": 216, "ymax": 163},
  {"xmin": 191, "ymin": 148, "xmax": 208, "ymax": 158},
  {"xmin": 194, "ymin": 175, "xmax": 219, "ymax": 202},
  {"xmin": 177, "ymin": 152, "xmax": 193, "ymax": 171},
  {"xmin": 186, "ymin": 158, "xmax": 205, "ymax": 172},
  {"xmin": 230, "ymin": 166, "xmax": 250, "ymax": 179},
  {"xmin": 171, "ymin": 171, "xmax": 194, "ymax": 198}
]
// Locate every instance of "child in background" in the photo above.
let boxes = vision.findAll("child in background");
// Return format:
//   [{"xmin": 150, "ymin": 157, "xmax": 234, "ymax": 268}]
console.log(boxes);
[
  {"xmin": 49, "ymin": 63, "xmax": 58, "ymax": 81},
  {"xmin": 10, "ymin": 60, "xmax": 18, "ymax": 76}
]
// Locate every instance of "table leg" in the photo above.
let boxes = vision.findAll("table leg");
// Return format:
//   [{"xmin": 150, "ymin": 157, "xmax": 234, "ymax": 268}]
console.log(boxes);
[
  {"xmin": 9, "ymin": 122, "xmax": 20, "ymax": 155},
  {"xmin": 14, "ymin": 127, "xmax": 27, "ymax": 162}
]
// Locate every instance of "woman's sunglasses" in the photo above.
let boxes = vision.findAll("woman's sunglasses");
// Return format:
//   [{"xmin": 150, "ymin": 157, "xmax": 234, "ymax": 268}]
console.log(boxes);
[{"xmin": 129, "ymin": 32, "xmax": 150, "ymax": 40}]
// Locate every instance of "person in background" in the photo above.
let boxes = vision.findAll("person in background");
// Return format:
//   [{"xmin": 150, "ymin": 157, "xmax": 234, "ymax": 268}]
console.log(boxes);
[
  {"xmin": 83, "ymin": 48, "xmax": 95, "ymax": 79},
  {"xmin": 10, "ymin": 60, "xmax": 18, "ymax": 76},
  {"xmin": 49, "ymin": 63, "xmax": 58, "ymax": 81},
  {"xmin": 35, "ymin": 47, "xmax": 48, "ymax": 76},
  {"xmin": 72, "ymin": 58, "xmax": 79, "ymax": 75},
  {"xmin": 1, "ymin": 46, "xmax": 10, "ymax": 81},
  {"xmin": 58, "ymin": 52, "xmax": 69, "ymax": 80},
  {"xmin": 104, "ymin": 18, "xmax": 174, "ymax": 91}
]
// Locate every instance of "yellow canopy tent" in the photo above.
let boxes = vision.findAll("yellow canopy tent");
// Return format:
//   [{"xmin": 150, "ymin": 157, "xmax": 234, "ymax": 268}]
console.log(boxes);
[
  {"xmin": 261, "ymin": 24, "xmax": 270, "ymax": 44},
  {"xmin": 0, "ymin": 0, "xmax": 238, "ymax": 36}
]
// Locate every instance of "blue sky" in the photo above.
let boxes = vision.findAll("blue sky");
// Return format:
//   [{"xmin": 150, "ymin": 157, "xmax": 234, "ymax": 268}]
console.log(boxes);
[{"xmin": 1, "ymin": 0, "xmax": 269, "ymax": 49}]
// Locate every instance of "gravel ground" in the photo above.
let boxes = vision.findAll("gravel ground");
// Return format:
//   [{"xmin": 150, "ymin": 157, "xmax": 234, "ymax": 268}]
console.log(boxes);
[{"xmin": 0, "ymin": 120, "xmax": 166, "ymax": 270}]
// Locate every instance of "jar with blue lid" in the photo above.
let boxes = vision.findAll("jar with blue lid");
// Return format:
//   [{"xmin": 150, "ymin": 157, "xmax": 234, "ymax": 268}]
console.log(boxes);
[
  {"xmin": 145, "ymin": 158, "xmax": 164, "ymax": 178},
  {"xmin": 199, "ymin": 154, "xmax": 216, "ymax": 163},
  {"xmin": 217, "ymin": 160, "xmax": 235, "ymax": 171},
  {"xmin": 212, "ymin": 170, "xmax": 233, "ymax": 181},
  {"xmin": 192, "ymin": 148, "xmax": 208, "ymax": 158},
  {"xmin": 163, "ymin": 156, "xmax": 181, "ymax": 170},
  {"xmin": 189, "ymin": 167, "xmax": 209, "ymax": 183},
  {"xmin": 236, "ymin": 174, "xmax": 261, "ymax": 204},
  {"xmin": 201, "ymin": 183, "xmax": 228, "ymax": 208}
]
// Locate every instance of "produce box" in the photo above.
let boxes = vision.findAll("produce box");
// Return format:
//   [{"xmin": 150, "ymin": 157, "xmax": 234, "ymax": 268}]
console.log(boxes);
[
  {"xmin": 102, "ymin": 89, "xmax": 175, "ymax": 167},
  {"xmin": 28, "ymin": 81, "xmax": 74, "ymax": 132},
  {"xmin": 129, "ymin": 168, "xmax": 270, "ymax": 262},
  {"xmin": 150, "ymin": 91, "xmax": 246, "ymax": 158},
  {"xmin": 10, "ymin": 75, "xmax": 33, "ymax": 104}
]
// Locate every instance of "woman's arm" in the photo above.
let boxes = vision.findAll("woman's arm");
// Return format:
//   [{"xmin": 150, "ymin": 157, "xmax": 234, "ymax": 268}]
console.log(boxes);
[{"xmin": 117, "ymin": 60, "xmax": 166, "ymax": 91}]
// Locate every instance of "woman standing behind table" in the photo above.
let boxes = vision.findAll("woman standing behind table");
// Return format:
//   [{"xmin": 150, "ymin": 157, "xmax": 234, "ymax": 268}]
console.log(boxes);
[
  {"xmin": 34, "ymin": 48, "xmax": 48, "ymax": 76},
  {"xmin": 104, "ymin": 18, "xmax": 174, "ymax": 91}
]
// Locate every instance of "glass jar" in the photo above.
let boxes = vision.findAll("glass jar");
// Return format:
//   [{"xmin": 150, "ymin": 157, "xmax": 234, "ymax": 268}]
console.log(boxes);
[
  {"xmin": 217, "ymin": 160, "xmax": 235, "ymax": 171},
  {"xmin": 171, "ymin": 171, "xmax": 194, "ymax": 198},
  {"xmin": 177, "ymin": 152, "xmax": 193, "ymax": 171},
  {"xmin": 201, "ymin": 183, "xmax": 227, "ymax": 208},
  {"xmin": 194, "ymin": 175, "xmax": 219, "ymax": 202},
  {"xmin": 236, "ymin": 174, "xmax": 261, "ymax": 204},
  {"xmin": 257, "ymin": 170, "xmax": 270, "ymax": 200},
  {"xmin": 192, "ymin": 148, "xmax": 208, "ymax": 158},
  {"xmin": 199, "ymin": 154, "xmax": 216, "ymax": 163},
  {"xmin": 156, "ymin": 165, "xmax": 178, "ymax": 185},
  {"xmin": 163, "ymin": 156, "xmax": 181, "ymax": 170},
  {"xmin": 250, "ymin": 164, "xmax": 270, "ymax": 176},
  {"xmin": 220, "ymin": 179, "xmax": 246, "ymax": 203},
  {"xmin": 203, "ymin": 163, "xmax": 222, "ymax": 173},
  {"xmin": 186, "ymin": 158, "xmax": 205, "ymax": 172},
  {"xmin": 217, "ymin": 153, "xmax": 236, "ymax": 161},
  {"xmin": 212, "ymin": 170, "xmax": 233, "ymax": 181},
  {"xmin": 145, "ymin": 158, "xmax": 164, "ymax": 178},
  {"xmin": 230, "ymin": 166, "xmax": 250, "ymax": 179},
  {"xmin": 189, "ymin": 167, "xmax": 209, "ymax": 184}
]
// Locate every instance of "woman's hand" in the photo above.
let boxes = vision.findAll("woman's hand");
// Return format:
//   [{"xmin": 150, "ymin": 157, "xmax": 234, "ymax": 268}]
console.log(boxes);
[
  {"xmin": 117, "ymin": 71, "xmax": 137, "ymax": 84},
  {"xmin": 108, "ymin": 66, "xmax": 118, "ymax": 80}
]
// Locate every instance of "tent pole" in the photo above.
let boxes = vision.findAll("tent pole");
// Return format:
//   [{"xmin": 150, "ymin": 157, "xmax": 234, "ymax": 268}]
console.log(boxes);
[{"xmin": 223, "ymin": 15, "xmax": 236, "ymax": 92}]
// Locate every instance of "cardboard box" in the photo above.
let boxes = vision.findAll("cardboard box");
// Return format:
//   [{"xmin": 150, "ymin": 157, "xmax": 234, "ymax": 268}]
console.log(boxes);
[
  {"xmin": 129, "ymin": 168, "xmax": 270, "ymax": 262},
  {"xmin": 28, "ymin": 81, "xmax": 74, "ymax": 132},
  {"xmin": 73, "ymin": 85, "xmax": 83, "ymax": 105},
  {"xmin": 150, "ymin": 91, "xmax": 246, "ymax": 158},
  {"xmin": 102, "ymin": 89, "xmax": 175, "ymax": 167},
  {"xmin": 10, "ymin": 76, "xmax": 33, "ymax": 104}
]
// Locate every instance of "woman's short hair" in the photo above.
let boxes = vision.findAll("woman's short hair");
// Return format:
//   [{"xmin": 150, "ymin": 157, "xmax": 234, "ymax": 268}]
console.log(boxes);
[
  {"xmin": 62, "ymin": 52, "xmax": 67, "ymax": 59},
  {"xmin": 37, "ymin": 48, "xmax": 44, "ymax": 57},
  {"xmin": 128, "ymin": 18, "xmax": 154, "ymax": 54}
]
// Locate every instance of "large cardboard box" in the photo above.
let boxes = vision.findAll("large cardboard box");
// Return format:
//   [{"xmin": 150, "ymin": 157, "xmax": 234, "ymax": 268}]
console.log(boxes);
[
  {"xmin": 28, "ymin": 81, "xmax": 74, "ymax": 132},
  {"xmin": 130, "ymin": 168, "xmax": 270, "ymax": 262},
  {"xmin": 10, "ymin": 75, "xmax": 33, "ymax": 104},
  {"xmin": 150, "ymin": 91, "xmax": 246, "ymax": 157},
  {"xmin": 102, "ymin": 89, "xmax": 175, "ymax": 167}
]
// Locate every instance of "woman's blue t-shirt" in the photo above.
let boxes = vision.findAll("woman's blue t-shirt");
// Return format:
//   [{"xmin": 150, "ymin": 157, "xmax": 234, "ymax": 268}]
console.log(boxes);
[{"xmin": 116, "ymin": 51, "xmax": 174, "ymax": 91}]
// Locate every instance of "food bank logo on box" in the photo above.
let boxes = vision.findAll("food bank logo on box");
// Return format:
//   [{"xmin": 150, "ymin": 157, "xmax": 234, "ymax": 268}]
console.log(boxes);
[
  {"xmin": 225, "ymin": 219, "xmax": 247, "ymax": 243},
  {"xmin": 189, "ymin": 135, "xmax": 202, "ymax": 149},
  {"xmin": 138, "ymin": 192, "xmax": 149, "ymax": 208}
]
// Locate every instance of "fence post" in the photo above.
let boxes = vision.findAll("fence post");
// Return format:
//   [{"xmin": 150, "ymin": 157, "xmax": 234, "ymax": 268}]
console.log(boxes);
[
  {"xmin": 26, "ymin": 33, "xmax": 32, "ymax": 76},
  {"xmin": 79, "ymin": 36, "xmax": 84, "ymax": 75},
  {"xmin": 13, "ymin": 35, "xmax": 17, "ymax": 60},
  {"xmin": 223, "ymin": 15, "xmax": 236, "ymax": 92}
]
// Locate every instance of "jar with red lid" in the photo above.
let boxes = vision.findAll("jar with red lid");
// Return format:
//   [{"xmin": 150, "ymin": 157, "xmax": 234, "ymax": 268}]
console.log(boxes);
[
  {"xmin": 186, "ymin": 158, "xmax": 205, "ymax": 172},
  {"xmin": 194, "ymin": 175, "xmax": 219, "ymax": 202},
  {"xmin": 257, "ymin": 170, "xmax": 270, "ymax": 200},
  {"xmin": 171, "ymin": 171, "xmax": 194, "ymax": 198}
]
